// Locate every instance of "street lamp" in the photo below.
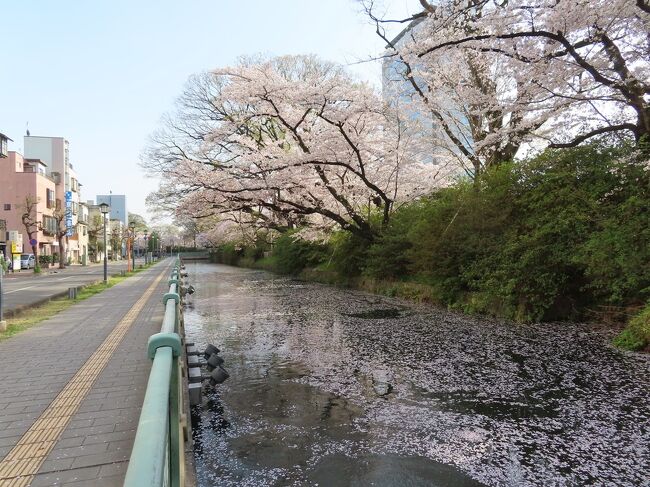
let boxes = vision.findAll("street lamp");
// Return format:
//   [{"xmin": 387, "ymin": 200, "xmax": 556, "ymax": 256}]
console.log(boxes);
[
  {"xmin": 143, "ymin": 230, "xmax": 148, "ymax": 265},
  {"xmin": 99, "ymin": 203, "xmax": 109, "ymax": 284},
  {"xmin": 128, "ymin": 222, "xmax": 136, "ymax": 272}
]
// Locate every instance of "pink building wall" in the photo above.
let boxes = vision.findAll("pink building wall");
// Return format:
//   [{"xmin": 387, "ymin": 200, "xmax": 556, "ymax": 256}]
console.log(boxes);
[{"xmin": 0, "ymin": 151, "xmax": 56, "ymax": 257}]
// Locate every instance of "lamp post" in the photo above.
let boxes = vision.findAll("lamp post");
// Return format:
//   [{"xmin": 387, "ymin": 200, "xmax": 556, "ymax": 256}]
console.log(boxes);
[
  {"xmin": 1, "ymin": 134, "xmax": 12, "ymax": 326},
  {"xmin": 99, "ymin": 203, "xmax": 109, "ymax": 284},
  {"xmin": 1, "ymin": 259, "xmax": 5, "ymax": 329},
  {"xmin": 143, "ymin": 230, "xmax": 148, "ymax": 265},
  {"xmin": 128, "ymin": 222, "xmax": 136, "ymax": 272}
]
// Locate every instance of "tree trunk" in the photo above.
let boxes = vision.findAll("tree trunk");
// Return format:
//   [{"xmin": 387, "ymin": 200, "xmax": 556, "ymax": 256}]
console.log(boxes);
[
  {"xmin": 31, "ymin": 244, "xmax": 39, "ymax": 272},
  {"xmin": 637, "ymin": 107, "xmax": 650, "ymax": 148},
  {"xmin": 58, "ymin": 235, "xmax": 66, "ymax": 269}
]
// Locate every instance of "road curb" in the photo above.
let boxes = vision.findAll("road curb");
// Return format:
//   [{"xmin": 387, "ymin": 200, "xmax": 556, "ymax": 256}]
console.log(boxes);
[
  {"xmin": 2, "ymin": 288, "xmax": 74, "ymax": 319},
  {"xmin": 3, "ymin": 263, "xmax": 131, "ymax": 280}
]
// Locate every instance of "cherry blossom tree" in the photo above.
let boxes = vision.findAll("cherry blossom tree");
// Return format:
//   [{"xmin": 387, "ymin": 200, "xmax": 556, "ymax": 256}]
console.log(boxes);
[
  {"xmin": 365, "ymin": 0, "xmax": 650, "ymax": 177},
  {"xmin": 193, "ymin": 215, "xmax": 257, "ymax": 249},
  {"xmin": 144, "ymin": 55, "xmax": 443, "ymax": 241}
]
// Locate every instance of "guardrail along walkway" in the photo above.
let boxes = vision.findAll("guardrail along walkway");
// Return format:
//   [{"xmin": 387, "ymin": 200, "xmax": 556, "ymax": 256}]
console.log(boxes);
[
  {"xmin": 124, "ymin": 259, "xmax": 189, "ymax": 487},
  {"xmin": 0, "ymin": 261, "xmax": 172, "ymax": 487}
]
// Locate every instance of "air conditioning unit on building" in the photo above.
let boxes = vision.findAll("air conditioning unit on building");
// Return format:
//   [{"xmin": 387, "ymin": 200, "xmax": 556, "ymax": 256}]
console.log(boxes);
[{"xmin": 51, "ymin": 172, "xmax": 61, "ymax": 184}]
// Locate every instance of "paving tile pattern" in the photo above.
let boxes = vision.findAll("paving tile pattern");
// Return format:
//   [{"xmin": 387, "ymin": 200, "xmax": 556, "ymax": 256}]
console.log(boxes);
[{"xmin": 0, "ymin": 262, "xmax": 171, "ymax": 487}]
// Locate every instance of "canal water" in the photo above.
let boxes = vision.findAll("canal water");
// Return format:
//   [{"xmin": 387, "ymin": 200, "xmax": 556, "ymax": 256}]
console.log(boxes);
[{"xmin": 184, "ymin": 263, "xmax": 649, "ymax": 486}]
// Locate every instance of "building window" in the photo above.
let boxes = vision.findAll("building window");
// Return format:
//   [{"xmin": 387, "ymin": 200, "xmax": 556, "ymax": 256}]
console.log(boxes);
[
  {"xmin": 3, "ymin": 204, "xmax": 10, "ymax": 211},
  {"xmin": 46, "ymin": 189, "xmax": 55, "ymax": 209},
  {"xmin": 42, "ymin": 215, "xmax": 57, "ymax": 236}
]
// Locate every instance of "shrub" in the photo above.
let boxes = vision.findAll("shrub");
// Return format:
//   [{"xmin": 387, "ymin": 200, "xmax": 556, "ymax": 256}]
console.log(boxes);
[
  {"xmin": 363, "ymin": 203, "xmax": 420, "ymax": 280},
  {"xmin": 327, "ymin": 231, "xmax": 371, "ymax": 277},
  {"xmin": 360, "ymin": 142, "xmax": 649, "ymax": 321},
  {"xmin": 613, "ymin": 303, "xmax": 650, "ymax": 351},
  {"xmin": 212, "ymin": 242, "xmax": 242, "ymax": 266},
  {"xmin": 272, "ymin": 231, "xmax": 328, "ymax": 275}
]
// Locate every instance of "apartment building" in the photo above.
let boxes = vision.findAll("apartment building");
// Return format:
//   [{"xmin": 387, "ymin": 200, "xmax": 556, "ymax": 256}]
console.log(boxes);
[
  {"xmin": 0, "ymin": 151, "xmax": 57, "ymax": 258},
  {"xmin": 76, "ymin": 202, "xmax": 89, "ymax": 265},
  {"xmin": 24, "ymin": 135, "xmax": 85, "ymax": 263}
]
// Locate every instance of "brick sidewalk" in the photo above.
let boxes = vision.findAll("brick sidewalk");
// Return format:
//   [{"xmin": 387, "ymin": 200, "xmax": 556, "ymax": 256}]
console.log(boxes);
[{"xmin": 0, "ymin": 260, "xmax": 172, "ymax": 487}]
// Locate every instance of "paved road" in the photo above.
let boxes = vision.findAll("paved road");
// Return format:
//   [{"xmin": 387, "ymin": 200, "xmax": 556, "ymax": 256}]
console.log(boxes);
[{"xmin": 0, "ymin": 258, "xmax": 153, "ymax": 315}]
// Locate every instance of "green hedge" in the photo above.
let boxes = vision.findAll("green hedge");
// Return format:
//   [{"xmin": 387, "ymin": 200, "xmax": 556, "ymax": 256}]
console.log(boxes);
[{"xmin": 363, "ymin": 144, "xmax": 649, "ymax": 321}]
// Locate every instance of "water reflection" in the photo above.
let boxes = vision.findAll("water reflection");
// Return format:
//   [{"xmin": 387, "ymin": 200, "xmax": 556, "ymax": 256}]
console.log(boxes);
[
  {"xmin": 192, "ymin": 392, "xmax": 230, "ymax": 457},
  {"xmin": 310, "ymin": 455, "xmax": 486, "ymax": 487},
  {"xmin": 185, "ymin": 263, "xmax": 650, "ymax": 486}
]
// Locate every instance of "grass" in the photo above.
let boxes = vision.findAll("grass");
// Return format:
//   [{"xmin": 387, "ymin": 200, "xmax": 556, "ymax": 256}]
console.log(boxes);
[
  {"xmin": 613, "ymin": 302, "xmax": 650, "ymax": 352},
  {"xmin": 0, "ymin": 262, "xmax": 158, "ymax": 341}
]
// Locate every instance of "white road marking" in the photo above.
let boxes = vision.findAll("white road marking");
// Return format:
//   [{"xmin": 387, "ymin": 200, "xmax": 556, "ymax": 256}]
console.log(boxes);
[
  {"xmin": 57, "ymin": 276, "xmax": 73, "ymax": 281},
  {"xmin": 4, "ymin": 285, "xmax": 37, "ymax": 294}
]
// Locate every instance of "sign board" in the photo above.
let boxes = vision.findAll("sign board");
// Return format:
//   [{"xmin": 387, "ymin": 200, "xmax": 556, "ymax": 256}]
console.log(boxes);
[
  {"xmin": 65, "ymin": 190, "xmax": 73, "ymax": 237},
  {"xmin": 29, "ymin": 238, "xmax": 37, "ymax": 246},
  {"xmin": 8, "ymin": 232, "xmax": 23, "ymax": 254},
  {"xmin": 8, "ymin": 231, "xmax": 22, "ymax": 243}
]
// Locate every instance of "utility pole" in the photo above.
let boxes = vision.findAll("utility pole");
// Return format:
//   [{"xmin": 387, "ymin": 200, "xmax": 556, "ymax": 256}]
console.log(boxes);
[
  {"xmin": 0, "ymin": 263, "xmax": 5, "ymax": 331},
  {"xmin": 99, "ymin": 203, "xmax": 109, "ymax": 284}
]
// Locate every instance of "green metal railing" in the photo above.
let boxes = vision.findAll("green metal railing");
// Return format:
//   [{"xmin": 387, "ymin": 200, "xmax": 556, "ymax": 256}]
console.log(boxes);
[{"xmin": 124, "ymin": 260, "xmax": 186, "ymax": 487}]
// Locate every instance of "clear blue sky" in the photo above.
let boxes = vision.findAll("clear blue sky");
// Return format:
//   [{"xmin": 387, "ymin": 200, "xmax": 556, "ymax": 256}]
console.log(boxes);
[{"xmin": 0, "ymin": 0, "xmax": 418, "ymax": 222}]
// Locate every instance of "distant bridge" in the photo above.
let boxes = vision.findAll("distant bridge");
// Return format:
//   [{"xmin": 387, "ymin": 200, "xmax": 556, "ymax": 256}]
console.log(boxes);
[{"xmin": 178, "ymin": 251, "xmax": 210, "ymax": 261}]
